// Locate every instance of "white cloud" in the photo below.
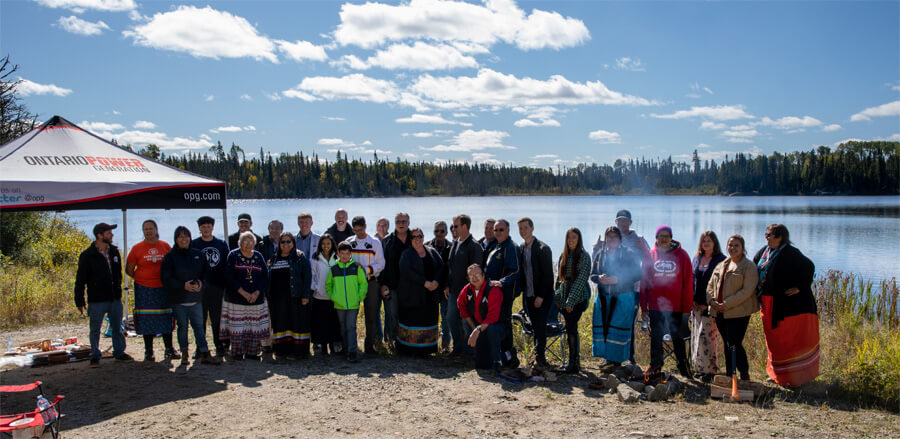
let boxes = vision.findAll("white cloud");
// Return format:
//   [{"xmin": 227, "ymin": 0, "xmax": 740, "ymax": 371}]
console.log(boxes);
[
  {"xmin": 276, "ymin": 40, "xmax": 328, "ymax": 62},
  {"xmin": 16, "ymin": 78, "xmax": 72, "ymax": 97},
  {"xmin": 36, "ymin": 0, "xmax": 135, "ymax": 12},
  {"xmin": 334, "ymin": 42, "xmax": 477, "ymax": 71},
  {"xmin": 453, "ymin": 112, "xmax": 475, "ymax": 118},
  {"xmin": 79, "ymin": 121, "xmax": 124, "ymax": 132},
  {"xmin": 123, "ymin": 6, "xmax": 278, "ymax": 62},
  {"xmin": 532, "ymin": 154, "xmax": 558, "ymax": 159},
  {"xmin": 402, "ymin": 129, "xmax": 454, "ymax": 138},
  {"xmin": 690, "ymin": 82, "xmax": 713, "ymax": 95},
  {"xmin": 204, "ymin": 94, "xmax": 215, "ymax": 102},
  {"xmin": 411, "ymin": 68, "xmax": 657, "ymax": 108},
  {"xmin": 265, "ymin": 92, "xmax": 282, "ymax": 101},
  {"xmin": 210, "ymin": 125, "xmax": 256, "ymax": 134},
  {"xmin": 822, "ymin": 124, "xmax": 842, "ymax": 132},
  {"xmin": 514, "ymin": 118, "xmax": 559, "ymax": 127},
  {"xmin": 395, "ymin": 113, "xmax": 472, "ymax": 126},
  {"xmin": 86, "ymin": 125, "xmax": 212, "ymax": 151},
  {"xmin": 755, "ymin": 115, "xmax": 821, "ymax": 130},
  {"xmin": 722, "ymin": 128, "xmax": 757, "ymax": 139},
  {"xmin": 884, "ymin": 133, "xmax": 900, "ymax": 141},
  {"xmin": 322, "ymin": 116, "xmax": 345, "ymax": 121},
  {"xmin": 133, "ymin": 120, "xmax": 156, "ymax": 129},
  {"xmin": 471, "ymin": 152, "xmax": 500, "ymax": 164},
  {"xmin": 697, "ymin": 143, "xmax": 711, "ymax": 149},
  {"xmin": 700, "ymin": 121, "xmax": 727, "ymax": 130},
  {"xmin": 283, "ymin": 73, "xmax": 401, "ymax": 104},
  {"xmin": 588, "ymin": 129, "xmax": 622, "ymax": 144},
  {"xmin": 318, "ymin": 138, "xmax": 351, "ymax": 146},
  {"xmin": 240, "ymin": 94, "xmax": 252, "ymax": 101},
  {"xmin": 651, "ymin": 105, "xmax": 753, "ymax": 121},
  {"xmin": 615, "ymin": 57, "xmax": 644, "ymax": 72},
  {"xmin": 333, "ymin": 0, "xmax": 590, "ymax": 51},
  {"xmin": 57, "ymin": 15, "xmax": 110, "ymax": 35},
  {"xmin": 850, "ymin": 100, "xmax": 900, "ymax": 122},
  {"xmin": 420, "ymin": 129, "xmax": 515, "ymax": 152}
]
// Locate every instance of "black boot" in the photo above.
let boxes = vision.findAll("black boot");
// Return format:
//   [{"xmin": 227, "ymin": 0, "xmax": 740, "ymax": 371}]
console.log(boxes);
[{"xmin": 563, "ymin": 336, "xmax": 580, "ymax": 374}]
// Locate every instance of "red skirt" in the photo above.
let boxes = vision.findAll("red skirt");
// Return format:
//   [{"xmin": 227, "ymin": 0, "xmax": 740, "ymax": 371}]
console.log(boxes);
[{"xmin": 760, "ymin": 295, "xmax": 820, "ymax": 386}]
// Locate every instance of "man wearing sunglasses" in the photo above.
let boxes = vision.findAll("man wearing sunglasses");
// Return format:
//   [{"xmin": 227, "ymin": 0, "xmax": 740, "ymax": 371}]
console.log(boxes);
[
  {"xmin": 484, "ymin": 218, "xmax": 521, "ymax": 368},
  {"xmin": 427, "ymin": 221, "xmax": 453, "ymax": 353},
  {"xmin": 445, "ymin": 214, "xmax": 484, "ymax": 356},
  {"xmin": 378, "ymin": 212, "xmax": 411, "ymax": 349}
]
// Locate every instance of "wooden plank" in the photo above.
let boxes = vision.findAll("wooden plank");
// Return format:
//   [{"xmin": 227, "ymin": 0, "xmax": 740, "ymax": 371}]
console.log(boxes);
[{"xmin": 710, "ymin": 384, "xmax": 755, "ymax": 400}]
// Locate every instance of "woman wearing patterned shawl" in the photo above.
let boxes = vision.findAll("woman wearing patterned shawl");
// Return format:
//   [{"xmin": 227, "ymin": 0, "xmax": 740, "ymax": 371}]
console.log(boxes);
[{"xmin": 753, "ymin": 224, "xmax": 819, "ymax": 387}]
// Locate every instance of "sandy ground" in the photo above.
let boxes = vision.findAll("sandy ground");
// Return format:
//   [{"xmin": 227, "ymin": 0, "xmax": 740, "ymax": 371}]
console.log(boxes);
[{"xmin": 1, "ymin": 323, "xmax": 898, "ymax": 438}]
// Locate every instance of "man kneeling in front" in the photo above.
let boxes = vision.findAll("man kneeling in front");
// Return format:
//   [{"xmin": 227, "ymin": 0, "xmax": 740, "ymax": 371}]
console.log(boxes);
[{"xmin": 457, "ymin": 264, "xmax": 503, "ymax": 371}]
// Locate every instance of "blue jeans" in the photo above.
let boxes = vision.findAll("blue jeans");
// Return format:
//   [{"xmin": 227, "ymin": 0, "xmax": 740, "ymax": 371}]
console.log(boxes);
[
  {"xmin": 88, "ymin": 300, "xmax": 126, "ymax": 359},
  {"xmin": 468, "ymin": 322, "xmax": 505, "ymax": 370},
  {"xmin": 172, "ymin": 303, "xmax": 209, "ymax": 353},
  {"xmin": 383, "ymin": 290, "xmax": 399, "ymax": 343},
  {"xmin": 445, "ymin": 291, "xmax": 472, "ymax": 355},
  {"xmin": 336, "ymin": 308, "xmax": 359, "ymax": 354}
]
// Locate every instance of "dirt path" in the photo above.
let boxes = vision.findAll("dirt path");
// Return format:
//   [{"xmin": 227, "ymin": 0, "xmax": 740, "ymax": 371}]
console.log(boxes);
[{"xmin": 1, "ymin": 323, "xmax": 897, "ymax": 438}]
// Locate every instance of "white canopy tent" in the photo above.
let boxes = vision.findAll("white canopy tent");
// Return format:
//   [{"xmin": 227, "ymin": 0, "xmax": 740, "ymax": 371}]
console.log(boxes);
[{"xmin": 1, "ymin": 115, "xmax": 228, "ymax": 310}]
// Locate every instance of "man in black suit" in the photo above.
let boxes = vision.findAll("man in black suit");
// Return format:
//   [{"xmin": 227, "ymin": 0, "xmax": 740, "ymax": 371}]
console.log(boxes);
[
  {"xmin": 444, "ymin": 214, "xmax": 484, "ymax": 355},
  {"xmin": 517, "ymin": 217, "xmax": 554, "ymax": 367}
]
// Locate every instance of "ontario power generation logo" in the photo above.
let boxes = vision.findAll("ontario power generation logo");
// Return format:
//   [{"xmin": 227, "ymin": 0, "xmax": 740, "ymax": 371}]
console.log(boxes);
[{"xmin": 22, "ymin": 155, "xmax": 151, "ymax": 173}]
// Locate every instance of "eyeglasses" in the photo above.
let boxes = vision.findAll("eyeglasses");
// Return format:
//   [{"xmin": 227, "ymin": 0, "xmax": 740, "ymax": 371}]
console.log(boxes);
[
  {"xmin": 765, "ymin": 233, "xmax": 775, "ymax": 238},
  {"xmin": 450, "ymin": 224, "xmax": 457, "ymax": 229},
  {"xmin": 493, "ymin": 228, "xmax": 507, "ymax": 232},
  {"xmin": 434, "ymin": 229, "xmax": 447, "ymax": 234},
  {"xmin": 411, "ymin": 234, "xmax": 424, "ymax": 239},
  {"xmin": 280, "ymin": 240, "xmax": 293, "ymax": 244},
  {"xmin": 396, "ymin": 220, "xmax": 409, "ymax": 224},
  {"xmin": 657, "ymin": 234, "xmax": 671, "ymax": 239}
]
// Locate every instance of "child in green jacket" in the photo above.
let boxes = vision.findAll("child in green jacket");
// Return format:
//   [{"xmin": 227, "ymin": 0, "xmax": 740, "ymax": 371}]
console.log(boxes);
[{"xmin": 326, "ymin": 242, "xmax": 368, "ymax": 362}]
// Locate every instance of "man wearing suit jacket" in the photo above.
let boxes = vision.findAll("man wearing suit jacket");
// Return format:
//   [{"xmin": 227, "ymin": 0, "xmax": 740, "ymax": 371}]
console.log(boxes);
[
  {"xmin": 444, "ymin": 214, "xmax": 484, "ymax": 355},
  {"xmin": 517, "ymin": 217, "xmax": 554, "ymax": 367}
]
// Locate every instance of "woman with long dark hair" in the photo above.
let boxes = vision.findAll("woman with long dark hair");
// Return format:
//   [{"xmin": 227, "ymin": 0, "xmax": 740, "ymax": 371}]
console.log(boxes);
[
  {"xmin": 126, "ymin": 219, "xmax": 176, "ymax": 361},
  {"xmin": 753, "ymin": 224, "xmax": 819, "ymax": 387},
  {"xmin": 267, "ymin": 231, "xmax": 313, "ymax": 360},
  {"xmin": 590, "ymin": 226, "xmax": 643, "ymax": 371},
  {"xmin": 310, "ymin": 234, "xmax": 342, "ymax": 355},
  {"xmin": 395, "ymin": 227, "xmax": 444, "ymax": 356},
  {"xmin": 708, "ymin": 234, "xmax": 758, "ymax": 383},
  {"xmin": 554, "ymin": 227, "xmax": 591, "ymax": 374},
  {"xmin": 690, "ymin": 230, "xmax": 726, "ymax": 382},
  {"xmin": 160, "ymin": 226, "xmax": 220, "ymax": 365}
]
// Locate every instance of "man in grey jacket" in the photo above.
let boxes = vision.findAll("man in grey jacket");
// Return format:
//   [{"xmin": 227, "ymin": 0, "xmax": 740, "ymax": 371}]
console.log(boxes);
[{"xmin": 444, "ymin": 214, "xmax": 484, "ymax": 355}]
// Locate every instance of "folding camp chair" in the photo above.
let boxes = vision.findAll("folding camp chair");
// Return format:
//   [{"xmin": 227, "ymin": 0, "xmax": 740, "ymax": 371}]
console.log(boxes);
[
  {"xmin": 662, "ymin": 314, "xmax": 693, "ymax": 372},
  {"xmin": 0, "ymin": 381, "xmax": 65, "ymax": 439},
  {"xmin": 639, "ymin": 313, "xmax": 693, "ymax": 372},
  {"xmin": 511, "ymin": 301, "xmax": 568, "ymax": 365}
]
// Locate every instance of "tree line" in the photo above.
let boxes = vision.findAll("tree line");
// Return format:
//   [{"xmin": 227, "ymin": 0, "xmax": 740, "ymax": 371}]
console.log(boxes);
[{"xmin": 134, "ymin": 140, "xmax": 899, "ymax": 198}]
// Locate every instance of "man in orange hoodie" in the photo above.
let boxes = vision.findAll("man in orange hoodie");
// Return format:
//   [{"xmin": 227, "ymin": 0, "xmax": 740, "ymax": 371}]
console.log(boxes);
[{"xmin": 640, "ymin": 225, "xmax": 694, "ymax": 377}]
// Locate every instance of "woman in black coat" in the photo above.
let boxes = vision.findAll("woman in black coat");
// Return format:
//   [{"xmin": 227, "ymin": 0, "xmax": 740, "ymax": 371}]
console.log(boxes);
[
  {"xmin": 395, "ymin": 227, "xmax": 444, "ymax": 356},
  {"xmin": 267, "ymin": 232, "xmax": 313, "ymax": 360},
  {"xmin": 753, "ymin": 223, "xmax": 819, "ymax": 387}
]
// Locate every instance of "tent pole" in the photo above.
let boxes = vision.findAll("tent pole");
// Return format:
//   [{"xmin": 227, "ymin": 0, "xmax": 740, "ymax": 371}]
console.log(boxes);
[
  {"xmin": 222, "ymin": 208, "xmax": 229, "ymax": 245},
  {"xmin": 122, "ymin": 209, "xmax": 129, "ymax": 321}
]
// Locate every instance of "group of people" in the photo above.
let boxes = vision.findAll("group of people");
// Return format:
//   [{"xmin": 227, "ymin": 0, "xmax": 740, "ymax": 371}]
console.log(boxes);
[{"xmin": 74, "ymin": 208, "xmax": 820, "ymax": 387}]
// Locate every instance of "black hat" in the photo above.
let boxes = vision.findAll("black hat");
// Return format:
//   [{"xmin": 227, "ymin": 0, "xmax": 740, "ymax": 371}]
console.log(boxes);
[
  {"xmin": 615, "ymin": 210, "xmax": 632, "ymax": 221},
  {"xmin": 237, "ymin": 213, "xmax": 252, "ymax": 222},
  {"xmin": 93, "ymin": 222, "xmax": 117, "ymax": 236}
]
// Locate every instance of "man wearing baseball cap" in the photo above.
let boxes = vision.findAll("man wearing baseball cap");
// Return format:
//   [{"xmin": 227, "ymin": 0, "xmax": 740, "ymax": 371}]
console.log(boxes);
[
  {"xmin": 228, "ymin": 213, "xmax": 263, "ymax": 250},
  {"xmin": 74, "ymin": 223, "xmax": 134, "ymax": 366}
]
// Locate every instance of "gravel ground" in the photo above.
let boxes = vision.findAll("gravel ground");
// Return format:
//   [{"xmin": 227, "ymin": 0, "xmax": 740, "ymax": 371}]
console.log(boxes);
[{"xmin": 1, "ymin": 323, "xmax": 897, "ymax": 438}]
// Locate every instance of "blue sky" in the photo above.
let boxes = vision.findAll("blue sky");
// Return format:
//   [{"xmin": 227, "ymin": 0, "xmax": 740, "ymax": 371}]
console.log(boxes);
[{"xmin": 4, "ymin": 0, "xmax": 899, "ymax": 167}]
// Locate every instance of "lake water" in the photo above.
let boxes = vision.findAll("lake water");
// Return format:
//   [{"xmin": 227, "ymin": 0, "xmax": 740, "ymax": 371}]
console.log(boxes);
[{"xmin": 64, "ymin": 195, "xmax": 900, "ymax": 283}]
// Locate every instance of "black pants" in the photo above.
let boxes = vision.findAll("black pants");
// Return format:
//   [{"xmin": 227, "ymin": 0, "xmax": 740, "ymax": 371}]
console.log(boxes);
[
  {"xmin": 362, "ymin": 280, "xmax": 381, "ymax": 353},
  {"xmin": 499, "ymin": 286, "xmax": 517, "ymax": 362},
  {"xmin": 649, "ymin": 310, "xmax": 687, "ymax": 371},
  {"xmin": 715, "ymin": 314, "xmax": 751, "ymax": 380},
  {"xmin": 202, "ymin": 283, "xmax": 226, "ymax": 353},
  {"xmin": 561, "ymin": 300, "xmax": 587, "ymax": 354},
  {"xmin": 525, "ymin": 295, "xmax": 550, "ymax": 359}
]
